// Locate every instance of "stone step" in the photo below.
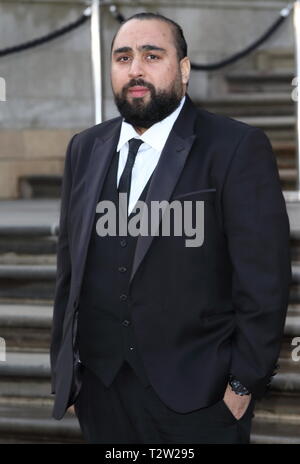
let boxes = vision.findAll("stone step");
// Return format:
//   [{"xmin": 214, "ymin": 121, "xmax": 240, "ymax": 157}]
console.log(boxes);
[
  {"xmin": 285, "ymin": 305, "xmax": 300, "ymax": 337},
  {"xmin": 0, "ymin": 304, "xmax": 52, "ymax": 352},
  {"xmin": 0, "ymin": 343, "xmax": 298, "ymax": 400},
  {"xmin": 251, "ymin": 393, "xmax": 300, "ymax": 443},
  {"xmin": 254, "ymin": 392, "xmax": 300, "ymax": 419},
  {"xmin": 251, "ymin": 392, "xmax": 300, "ymax": 444},
  {"xmin": 0, "ymin": 304, "xmax": 52, "ymax": 326},
  {"xmin": 270, "ymin": 361, "xmax": 300, "ymax": 393},
  {"xmin": 273, "ymin": 141, "xmax": 297, "ymax": 162},
  {"xmin": 287, "ymin": 288, "xmax": 300, "ymax": 305},
  {"xmin": 19, "ymin": 175, "xmax": 62, "ymax": 200},
  {"xmin": 292, "ymin": 263, "xmax": 300, "ymax": 284},
  {"xmin": 0, "ymin": 264, "xmax": 56, "ymax": 300},
  {"xmin": 279, "ymin": 169, "xmax": 297, "ymax": 191},
  {"xmin": 0, "ymin": 403, "xmax": 83, "ymax": 444},
  {"xmin": 290, "ymin": 264, "xmax": 300, "ymax": 303},
  {"xmin": 0, "ymin": 352, "xmax": 51, "ymax": 399},
  {"xmin": 251, "ymin": 421, "xmax": 300, "ymax": 444},
  {"xmin": 199, "ymin": 93, "xmax": 293, "ymax": 117},
  {"xmin": 233, "ymin": 115, "xmax": 295, "ymax": 142},
  {"xmin": 3, "ymin": 143, "xmax": 298, "ymax": 202},
  {"xmin": 286, "ymin": 200, "xmax": 300, "ymax": 237},
  {"xmin": 0, "ymin": 302, "xmax": 298, "ymax": 352},
  {"xmin": 0, "ymin": 225, "xmax": 58, "ymax": 256},
  {"xmin": 235, "ymin": 114, "xmax": 295, "ymax": 129},
  {"xmin": 279, "ymin": 168, "xmax": 297, "ymax": 179},
  {"xmin": 0, "ymin": 244, "xmax": 296, "ymax": 302},
  {"xmin": 0, "ymin": 352, "xmax": 298, "ymax": 443},
  {"xmin": 0, "ymin": 224, "xmax": 58, "ymax": 259},
  {"xmin": 226, "ymin": 70, "xmax": 295, "ymax": 93},
  {"xmin": 0, "ymin": 220, "xmax": 298, "ymax": 260},
  {"xmin": 0, "ymin": 398, "xmax": 300, "ymax": 444},
  {"xmin": 9, "ymin": 138, "xmax": 300, "ymax": 199},
  {"xmin": 0, "ymin": 236, "xmax": 57, "ymax": 256},
  {"xmin": 23, "ymin": 168, "xmax": 296, "ymax": 198},
  {"xmin": 0, "ymin": 255, "xmax": 56, "ymax": 265}
]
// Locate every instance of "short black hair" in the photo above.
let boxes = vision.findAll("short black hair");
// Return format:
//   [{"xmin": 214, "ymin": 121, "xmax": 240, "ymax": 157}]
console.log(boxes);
[{"xmin": 111, "ymin": 12, "xmax": 188, "ymax": 61}]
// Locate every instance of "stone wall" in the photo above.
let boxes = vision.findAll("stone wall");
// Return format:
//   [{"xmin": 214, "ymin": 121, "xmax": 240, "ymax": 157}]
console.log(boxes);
[{"xmin": 0, "ymin": 0, "xmax": 294, "ymax": 198}]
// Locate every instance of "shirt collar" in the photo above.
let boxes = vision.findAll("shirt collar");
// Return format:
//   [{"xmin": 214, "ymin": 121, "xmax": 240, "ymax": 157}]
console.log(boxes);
[{"xmin": 117, "ymin": 96, "xmax": 186, "ymax": 152}]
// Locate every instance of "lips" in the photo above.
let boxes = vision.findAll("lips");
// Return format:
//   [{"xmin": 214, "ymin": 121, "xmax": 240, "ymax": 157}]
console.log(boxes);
[{"xmin": 128, "ymin": 86, "xmax": 149, "ymax": 98}]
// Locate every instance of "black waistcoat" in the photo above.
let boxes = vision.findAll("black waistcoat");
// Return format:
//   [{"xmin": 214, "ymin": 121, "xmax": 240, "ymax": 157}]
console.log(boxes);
[{"xmin": 77, "ymin": 150, "xmax": 152, "ymax": 387}]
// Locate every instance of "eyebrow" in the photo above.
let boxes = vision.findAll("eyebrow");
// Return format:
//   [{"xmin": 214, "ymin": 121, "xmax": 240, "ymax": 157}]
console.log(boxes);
[{"xmin": 113, "ymin": 44, "xmax": 166, "ymax": 55}]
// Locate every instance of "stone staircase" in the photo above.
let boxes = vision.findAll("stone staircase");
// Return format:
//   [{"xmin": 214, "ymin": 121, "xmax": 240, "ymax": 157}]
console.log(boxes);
[
  {"xmin": 0, "ymin": 205, "xmax": 84, "ymax": 443},
  {"xmin": 250, "ymin": 286, "xmax": 300, "ymax": 443},
  {"xmin": 197, "ymin": 68, "xmax": 300, "ymax": 443},
  {"xmin": 0, "ymin": 198, "xmax": 299, "ymax": 443},
  {"xmin": 197, "ymin": 68, "xmax": 297, "ymax": 191}
]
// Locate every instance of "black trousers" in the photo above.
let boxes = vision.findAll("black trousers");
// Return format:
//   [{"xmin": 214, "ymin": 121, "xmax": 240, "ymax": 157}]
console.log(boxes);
[{"xmin": 74, "ymin": 362, "xmax": 255, "ymax": 444}]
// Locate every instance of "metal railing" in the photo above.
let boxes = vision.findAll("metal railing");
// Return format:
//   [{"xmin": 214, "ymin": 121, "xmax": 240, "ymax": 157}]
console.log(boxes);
[{"xmin": 293, "ymin": 0, "xmax": 300, "ymax": 198}]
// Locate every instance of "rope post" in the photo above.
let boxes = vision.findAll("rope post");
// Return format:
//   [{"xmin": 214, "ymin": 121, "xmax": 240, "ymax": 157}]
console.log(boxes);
[
  {"xmin": 91, "ymin": 0, "xmax": 103, "ymax": 124},
  {"xmin": 294, "ymin": 0, "xmax": 300, "ymax": 196}
]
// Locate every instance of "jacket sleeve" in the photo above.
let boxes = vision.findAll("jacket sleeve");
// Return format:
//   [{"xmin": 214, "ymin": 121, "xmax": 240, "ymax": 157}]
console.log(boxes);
[
  {"xmin": 50, "ymin": 134, "xmax": 77, "ymax": 394},
  {"xmin": 222, "ymin": 127, "xmax": 292, "ymax": 399}
]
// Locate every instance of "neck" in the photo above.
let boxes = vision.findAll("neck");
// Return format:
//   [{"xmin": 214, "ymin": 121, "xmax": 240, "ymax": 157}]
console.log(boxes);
[{"xmin": 134, "ymin": 126, "xmax": 148, "ymax": 135}]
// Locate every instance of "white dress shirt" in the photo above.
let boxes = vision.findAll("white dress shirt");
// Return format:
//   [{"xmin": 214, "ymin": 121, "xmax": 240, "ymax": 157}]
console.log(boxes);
[{"xmin": 116, "ymin": 96, "xmax": 186, "ymax": 214}]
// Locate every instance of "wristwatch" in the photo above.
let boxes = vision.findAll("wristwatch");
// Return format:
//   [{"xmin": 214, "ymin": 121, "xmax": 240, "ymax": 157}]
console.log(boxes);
[{"xmin": 229, "ymin": 375, "xmax": 251, "ymax": 396}]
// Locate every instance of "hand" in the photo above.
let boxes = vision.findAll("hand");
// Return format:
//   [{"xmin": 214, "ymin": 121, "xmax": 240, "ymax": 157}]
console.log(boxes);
[
  {"xmin": 67, "ymin": 405, "xmax": 75, "ymax": 415},
  {"xmin": 223, "ymin": 383, "xmax": 252, "ymax": 420}
]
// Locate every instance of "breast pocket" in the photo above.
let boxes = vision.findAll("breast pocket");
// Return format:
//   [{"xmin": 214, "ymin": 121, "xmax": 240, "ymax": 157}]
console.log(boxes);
[{"xmin": 172, "ymin": 188, "xmax": 217, "ymax": 202}]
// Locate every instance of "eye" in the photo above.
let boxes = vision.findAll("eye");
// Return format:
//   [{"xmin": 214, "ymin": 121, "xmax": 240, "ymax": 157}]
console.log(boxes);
[
  {"xmin": 116, "ymin": 56, "xmax": 131, "ymax": 62},
  {"xmin": 146, "ymin": 54, "xmax": 160, "ymax": 61}
]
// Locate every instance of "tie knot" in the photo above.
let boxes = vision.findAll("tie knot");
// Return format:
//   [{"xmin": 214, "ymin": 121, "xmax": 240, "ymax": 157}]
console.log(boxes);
[{"xmin": 128, "ymin": 138, "xmax": 143, "ymax": 157}]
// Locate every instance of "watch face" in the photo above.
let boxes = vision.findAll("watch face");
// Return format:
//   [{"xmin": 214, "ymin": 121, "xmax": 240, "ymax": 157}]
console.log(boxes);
[{"xmin": 230, "ymin": 378, "xmax": 250, "ymax": 395}]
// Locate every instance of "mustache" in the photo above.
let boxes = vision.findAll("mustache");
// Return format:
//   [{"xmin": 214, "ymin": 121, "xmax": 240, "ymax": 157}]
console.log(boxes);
[{"xmin": 122, "ymin": 79, "xmax": 155, "ymax": 93}]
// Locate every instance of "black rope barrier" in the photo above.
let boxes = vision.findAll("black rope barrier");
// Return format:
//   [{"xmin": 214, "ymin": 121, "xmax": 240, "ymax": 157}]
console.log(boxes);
[
  {"xmin": 0, "ymin": 10, "xmax": 90, "ymax": 58},
  {"xmin": 191, "ymin": 6, "xmax": 292, "ymax": 71},
  {"xmin": 0, "ymin": 3, "xmax": 293, "ymax": 71}
]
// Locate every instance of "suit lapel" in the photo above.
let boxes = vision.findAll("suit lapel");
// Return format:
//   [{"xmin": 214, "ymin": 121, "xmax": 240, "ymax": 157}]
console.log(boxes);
[
  {"xmin": 75, "ymin": 120, "xmax": 121, "ymax": 288},
  {"xmin": 130, "ymin": 96, "xmax": 198, "ymax": 284}
]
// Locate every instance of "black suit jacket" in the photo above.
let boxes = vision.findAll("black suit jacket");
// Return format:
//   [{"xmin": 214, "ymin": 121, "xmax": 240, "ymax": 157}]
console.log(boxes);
[{"xmin": 50, "ymin": 95, "xmax": 291, "ymax": 420}]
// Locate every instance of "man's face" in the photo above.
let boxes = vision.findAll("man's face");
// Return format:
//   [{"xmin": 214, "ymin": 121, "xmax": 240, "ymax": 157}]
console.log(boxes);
[{"xmin": 111, "ymin": 19, "xmax": 190, "ymax": 130}]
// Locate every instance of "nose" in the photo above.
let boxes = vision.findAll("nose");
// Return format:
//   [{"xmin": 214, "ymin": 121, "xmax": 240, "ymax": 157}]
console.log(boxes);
[{"xmin": 128, "ymin": 57, "xmax": 144, "ymax": 79}]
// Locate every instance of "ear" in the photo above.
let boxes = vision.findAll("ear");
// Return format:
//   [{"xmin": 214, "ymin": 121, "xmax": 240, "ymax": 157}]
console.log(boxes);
[{"xmin": 180, "ymin": 57, "xmax": 191, "ymax": 85}]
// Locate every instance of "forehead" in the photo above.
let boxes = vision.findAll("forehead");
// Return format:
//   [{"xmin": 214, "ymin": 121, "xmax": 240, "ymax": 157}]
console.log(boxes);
[{"xmin": 113, "ymin": 19, "xmax": 175, "ymax": 51}]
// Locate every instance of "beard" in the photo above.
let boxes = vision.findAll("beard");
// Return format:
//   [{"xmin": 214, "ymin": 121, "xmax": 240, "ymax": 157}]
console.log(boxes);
[{"xmin": 113, "ymin": 77, "xmax": 183, "ymax": 129}]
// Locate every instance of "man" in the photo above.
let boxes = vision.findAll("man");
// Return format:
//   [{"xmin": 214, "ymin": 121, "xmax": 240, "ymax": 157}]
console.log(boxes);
[{"xmin": 50, "ymin": 13, "xmax": 291, "ymax": 444}]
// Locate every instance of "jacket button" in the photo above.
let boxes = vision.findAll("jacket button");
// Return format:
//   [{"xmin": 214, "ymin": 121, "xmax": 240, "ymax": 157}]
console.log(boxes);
[
  {"xmin": 122, "ymin": 319, "xmax": 131, "ymax": 327},
  {"xmin": 118, "ymin": 266, "xmax": 127, "ymax": 273},
  {"xmin": 120, "ymin": 239, "xmax": 127, "ymax": 247},
  {"xmin": 120, "ymin": 294, "xmax": 127, "ymax": 301}
]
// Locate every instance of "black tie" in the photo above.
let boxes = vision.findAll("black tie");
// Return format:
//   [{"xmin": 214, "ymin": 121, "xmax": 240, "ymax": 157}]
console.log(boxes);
[{"xmin": 118, "ymin": 138, "xmax": 143, "ymax": 202}]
